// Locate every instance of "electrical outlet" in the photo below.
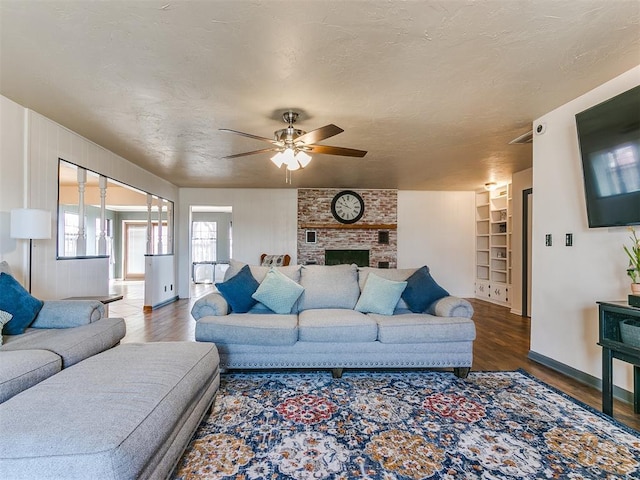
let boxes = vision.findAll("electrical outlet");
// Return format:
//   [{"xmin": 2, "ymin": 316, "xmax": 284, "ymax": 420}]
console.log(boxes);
[
  {"xmin": 565, "ymin": 233, "xmax": 573, "ymax": 246},
  {"xmin": 545, "ymin": 234, "xmax": 552, "ymax": 246}
]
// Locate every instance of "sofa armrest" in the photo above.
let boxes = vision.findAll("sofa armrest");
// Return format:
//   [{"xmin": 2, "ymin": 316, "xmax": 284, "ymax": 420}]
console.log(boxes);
[
  {"xmin": 428, "ymin": 296, "xmax": 474, "ymax": 318},
  {"xmin": 191, "ymin": 292, "xmax": 229, "ymax": 320},
  {"xmin": 31, "ymin": 300, "xmax": 105, "ymax": 329}
]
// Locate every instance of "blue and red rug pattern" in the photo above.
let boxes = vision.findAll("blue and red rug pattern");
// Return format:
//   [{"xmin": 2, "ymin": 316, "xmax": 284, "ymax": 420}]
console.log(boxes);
[{"xmin": 175, "ymin": 370, "xmax": 639, "ymax": 479}]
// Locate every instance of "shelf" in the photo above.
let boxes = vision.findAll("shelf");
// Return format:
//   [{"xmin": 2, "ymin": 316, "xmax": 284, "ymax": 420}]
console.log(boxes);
[
  {"xmin": 476, "ymin": 183, "xmax": 512, "ymax": 307},
  {"xmin": 300, "ymin": 223, "xmax": 397, "ymax": 230}
]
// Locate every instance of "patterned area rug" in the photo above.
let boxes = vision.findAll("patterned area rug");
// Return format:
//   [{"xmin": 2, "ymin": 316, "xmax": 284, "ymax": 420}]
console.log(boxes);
[{"xmin": 174, "ymin": 370, "xmax": 639, "ymax": 479}]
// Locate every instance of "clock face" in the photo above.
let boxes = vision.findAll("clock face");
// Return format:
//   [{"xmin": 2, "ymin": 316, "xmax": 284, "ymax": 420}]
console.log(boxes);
[{"xmin": 331, "ymin": 191, "xmax": 365, "ymax": 224}]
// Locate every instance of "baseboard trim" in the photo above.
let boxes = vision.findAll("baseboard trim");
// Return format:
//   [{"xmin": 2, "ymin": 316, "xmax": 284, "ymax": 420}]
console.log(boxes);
[
  {"xmin": 527, "ymin": 350, "xmax": 633, "ymax": 405},
  {"xmin": 143, "ymin": 296, "xmax": 179, "ymax": 311}
]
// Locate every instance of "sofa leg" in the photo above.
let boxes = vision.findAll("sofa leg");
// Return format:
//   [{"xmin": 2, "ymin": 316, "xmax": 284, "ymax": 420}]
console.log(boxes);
[
  {"xmin": 453, "ymin": 367, "xmax": 470, "ymax": 379},
  {"xmin": 332, "ymin": 368, "xmax": 343, "ymax": 378}
]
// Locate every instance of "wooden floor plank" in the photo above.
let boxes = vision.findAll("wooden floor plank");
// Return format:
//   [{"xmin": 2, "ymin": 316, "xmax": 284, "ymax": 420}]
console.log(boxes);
[{"xmin": 113, "ymin": 286, "xmax": 639, "ymax": 431}]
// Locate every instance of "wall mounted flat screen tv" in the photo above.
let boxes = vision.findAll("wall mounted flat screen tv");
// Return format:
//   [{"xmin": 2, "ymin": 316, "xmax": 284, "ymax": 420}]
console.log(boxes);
[{"xmin": 575, "ymin": 85, "xmax": 640, "ymax": 228}]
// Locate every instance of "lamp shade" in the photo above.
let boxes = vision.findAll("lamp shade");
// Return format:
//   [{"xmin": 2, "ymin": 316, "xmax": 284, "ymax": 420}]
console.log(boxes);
[{"xmin": 10, "ymin": 208, "xmax": 52, "ymax": 240}]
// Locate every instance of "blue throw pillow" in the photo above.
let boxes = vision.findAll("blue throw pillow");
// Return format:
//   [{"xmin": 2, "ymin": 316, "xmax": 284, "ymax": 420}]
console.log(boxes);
[
  {"xmin": 252, "ymin": 268, "xmax": 304, "ymax": 314},
  {"xmin": 0, "ymin": 272, "xmax": 44, "ymax": 335},
  {"xmin": 215, "ymin": 264, "xmax": 259, "ymax": 313},
  {"xmin": 401, "ymin": 266, "xmax": 449, "ymax": 313},
  {"xmin": 355, "ymin": 273, "xmax": 408, "ymax": 315}
]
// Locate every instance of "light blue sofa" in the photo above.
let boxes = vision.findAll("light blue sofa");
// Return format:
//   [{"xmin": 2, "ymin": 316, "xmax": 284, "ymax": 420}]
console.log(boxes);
[{"xmin": 192, "ymin": 262, "xmax": 476, "ymax": 378}]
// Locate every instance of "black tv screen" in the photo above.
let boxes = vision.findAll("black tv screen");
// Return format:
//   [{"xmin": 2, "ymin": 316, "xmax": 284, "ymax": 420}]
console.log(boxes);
[{"xmin": 575, "ymin": 85, "xmax": 640, "ymax": 228}]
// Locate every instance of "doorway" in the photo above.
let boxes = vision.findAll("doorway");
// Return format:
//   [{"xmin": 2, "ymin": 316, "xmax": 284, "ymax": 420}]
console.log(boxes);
[
  {"xmin": 190, "ymin": 206, "xmax": 233, "ymax": 291},
  {"xmin": 124, "ymin": 222, "xmax": 146, "ymax": 280},
  {"xmin": 522, "ymin": 188, "xmax": 533, "ymax": 317}
]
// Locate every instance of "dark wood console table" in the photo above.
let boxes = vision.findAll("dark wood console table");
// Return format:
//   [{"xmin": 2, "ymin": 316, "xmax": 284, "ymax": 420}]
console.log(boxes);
[{"xmin": 597, "ymin": 300, "xmax": 640, "ymax": 416}]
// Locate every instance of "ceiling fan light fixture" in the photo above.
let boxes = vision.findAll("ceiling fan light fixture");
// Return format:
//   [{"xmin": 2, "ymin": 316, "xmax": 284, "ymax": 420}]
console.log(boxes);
[
  {"xmin": 270, "ymin": 152, "xmax": 284, "ymax": 168},
  {"xmin": 295, "ymin": 151, "xmax": 312, "ymax": 168}
]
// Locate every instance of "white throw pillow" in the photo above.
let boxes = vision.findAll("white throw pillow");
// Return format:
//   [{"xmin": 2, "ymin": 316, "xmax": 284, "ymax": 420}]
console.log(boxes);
[
  {"xmin": 252, "ymin": 268, "xmax": 304, "ymax": 314},
  {"xmin": 355, "ymin": 273, "xmax": 407, "ymax": 315},
  {"xmin": 0, "ymin": 309, "xmax": 13, "ymax": 345}
]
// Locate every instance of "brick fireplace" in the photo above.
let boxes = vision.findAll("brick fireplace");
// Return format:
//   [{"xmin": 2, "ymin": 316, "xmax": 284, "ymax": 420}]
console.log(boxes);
[{"xmin": 297, "ymin": 189, "xmax": 397, "ymax": 267}]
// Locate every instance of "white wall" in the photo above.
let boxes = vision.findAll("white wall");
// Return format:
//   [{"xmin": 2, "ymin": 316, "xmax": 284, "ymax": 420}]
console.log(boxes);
[
  {"xmin": 0, "ymin": 96, "xmax": 179, "ymax": 299},
  {"xmin": 398, "ymin": 191, "xmax": 475, "ymax": 297},
  {"xmin": 531, "ymin": 65, "xmax": 640, "ymax": 393},
  {"xmin": 178, "ymin": 188, "xmax": 299, "ymax": 298}
]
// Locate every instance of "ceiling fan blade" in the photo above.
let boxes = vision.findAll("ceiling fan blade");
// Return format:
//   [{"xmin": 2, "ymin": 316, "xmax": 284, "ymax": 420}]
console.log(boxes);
[
  {"xmin": 223, "ymin": 147, "xmax": 280, "ymax": 159},
  {"xmin": 306, "ymin": 144, "xmax": 368, "ymax": 157},
  {"xmin": 296, "ymin": 124, "xmax": 344, "ymax": 145},
  {"xmin": 219, "ymin": 128, "xmax": 278, "ymax": 145}
]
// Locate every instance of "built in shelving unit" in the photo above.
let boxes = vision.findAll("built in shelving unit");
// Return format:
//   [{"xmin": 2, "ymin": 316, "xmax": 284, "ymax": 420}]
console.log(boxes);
[{"xmin": 475, "ymin": 184, "xmax": 512, "ymax": 307}]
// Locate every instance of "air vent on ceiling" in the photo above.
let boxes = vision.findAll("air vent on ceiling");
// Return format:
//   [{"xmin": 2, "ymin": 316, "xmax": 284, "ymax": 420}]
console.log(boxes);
[{"xmin": 508, "ymin": 130, "xmax": 533, "ymax": 144}]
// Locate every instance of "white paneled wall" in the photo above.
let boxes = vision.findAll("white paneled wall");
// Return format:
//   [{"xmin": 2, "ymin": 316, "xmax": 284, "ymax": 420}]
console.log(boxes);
[
  {"xmin": 178, "ymin": 188, "xmax": 298, "ymax": 299},
  {"xmin": 0, "ymin": 96, "xmax": 27, "ymax": 282},
  {"xmin": 398, "ymin": 191, "xmax": 475, "ymax": 297},
  {"xmin": 1, "ymin": 97, "xmax": 179, "ymax": 300}
]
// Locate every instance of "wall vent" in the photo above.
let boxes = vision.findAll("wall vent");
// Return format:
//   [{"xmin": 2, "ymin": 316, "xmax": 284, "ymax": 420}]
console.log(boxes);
[{"xmin": 508, "ymin": 130, "xmax": 533, "ymax": 144}]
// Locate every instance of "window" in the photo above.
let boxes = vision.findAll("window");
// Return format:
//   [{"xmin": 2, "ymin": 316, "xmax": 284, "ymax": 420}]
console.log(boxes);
[
  {"xmin": 192, "ymin": 222, "xmax": 217, "ymax": 262},
  {"xmin": 63, "ymin": 212, "xmax": 79, "ymax": 257}
]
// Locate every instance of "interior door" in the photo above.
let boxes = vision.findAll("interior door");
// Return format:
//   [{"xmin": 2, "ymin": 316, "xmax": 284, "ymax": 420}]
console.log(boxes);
[{"xmin": 124, "ymin": 222, "xmax": 146, "ymax": 280}]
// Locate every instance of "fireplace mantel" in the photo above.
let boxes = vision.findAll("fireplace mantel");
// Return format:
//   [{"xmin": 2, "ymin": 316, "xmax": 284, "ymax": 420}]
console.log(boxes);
[{"xmin": 300, "ymin": 223, "xmax": 397, "ymax": 230}]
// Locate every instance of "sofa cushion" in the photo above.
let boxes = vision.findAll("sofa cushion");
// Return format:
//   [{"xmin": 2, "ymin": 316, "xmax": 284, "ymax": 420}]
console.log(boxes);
[
  {"xmin": 216, "ymin": 264, "xmax": 259, "ymax": 313},
  {"xmin": 1, "ymin": 318, "xmax": 126, "ymax": 368},
  {"xmin": 355, "ymin": 273, "xmax": 407, "ymax": 315},
  {"xmin": 0, "ymin": 349, "xmax": 61, "ymax": 403},
  {"xmin": 252, "ymin": 268, "xmax": 304, "ymax": 314},
  {"xmin": 371, "ymin": 313, "xmax": 476, "ymax": 344},
  {"xmin": 224, "ymin": 259, "xmax": 301, "ymax": 284},
  {"xmin": 298, "ymin": 309, "xmax": 377, "ymax": 342},
  {"xmin": 0, "ymin": 273, "xmax": 44, "ymax": 335},
  {"xmin": 0, "ymin": 342, "xmax": 220, "ymax": 480},
  {"xmin": 401, "ymin": 266, "xmax": 449, "ymax": 313},
  {"xmin": 298, "ymin": 264, "xmax": 360, "ymax": 311},
  {"xmin": 195, "ymin": 314, "xmax": 298, "ymax": 346}
]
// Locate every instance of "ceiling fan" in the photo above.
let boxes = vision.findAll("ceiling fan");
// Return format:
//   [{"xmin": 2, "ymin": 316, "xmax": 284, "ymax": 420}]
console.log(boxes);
[{"xmin": 220, "ymin": 111, "xmax": 367, "ymax": 173}]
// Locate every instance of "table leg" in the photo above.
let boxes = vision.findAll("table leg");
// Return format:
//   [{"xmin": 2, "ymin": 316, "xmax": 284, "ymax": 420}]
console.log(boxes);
[
  {"xmin": 634, "ymin": 365, "xmax": 640, "ymax": 414},
  {"xmin": 602, "ymin": 347, "xmax": 613, "ymax": 416}
]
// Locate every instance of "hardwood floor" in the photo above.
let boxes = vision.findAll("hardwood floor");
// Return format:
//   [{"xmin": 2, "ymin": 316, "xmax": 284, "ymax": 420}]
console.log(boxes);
[{"xmin": 111, "ymin": 287, "xmax": 639, "ymax": 432}]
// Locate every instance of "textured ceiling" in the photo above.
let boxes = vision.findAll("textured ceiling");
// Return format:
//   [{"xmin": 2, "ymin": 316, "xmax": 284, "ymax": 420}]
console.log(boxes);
[{"xmin": 1, "ymin": 1, "xmax": 639, "ymax": 190}]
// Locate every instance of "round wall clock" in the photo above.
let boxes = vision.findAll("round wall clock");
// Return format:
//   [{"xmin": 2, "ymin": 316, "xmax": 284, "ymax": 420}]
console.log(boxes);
[{"xmin": 331, "ymin": 190, "xmax": 365, "ymax": 224}]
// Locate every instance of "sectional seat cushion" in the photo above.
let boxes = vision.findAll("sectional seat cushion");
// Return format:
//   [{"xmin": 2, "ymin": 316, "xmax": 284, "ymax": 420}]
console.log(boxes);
[
  {"xmin": 298, "ymin": 264, "xmax": 360, "ymax": 311},
  {"xmin": 252, "ymin": 268, "xmax": 304, "ymax": 314},
  {"xmin": 1, "ymin": 318, "xmax": 126, "ymax": 368},
  {"xmin": 371, "ymin": 313, "xmax": 476, "ymax": 344},
  {"xmin": 298, "ymin": 309, "xmax": 377, "ymax": 342},
  {"xmin": 216, "ymin": 264, "xmax": 260, "ymax": 313},
  {"xmin": 0, "ymin": 350, "xmax": 61, "ymax": 404},
  {"xmin": 402, "ymin": 266, "xmax": 450, "ymax": 313},
  {"xmin": 355, "ymin": 273, "xmax": 407, "ymax": 315},
  {"xmin": 0, "ymin": 273, "xmax": 44, "ymax": 335},
  {"xmin": 0, "ymin": 342, "xmax": 220, "ymax": 480},
  {"xmin": 195, "ymin": 314, "xmax": 298, "ymax": 346}
]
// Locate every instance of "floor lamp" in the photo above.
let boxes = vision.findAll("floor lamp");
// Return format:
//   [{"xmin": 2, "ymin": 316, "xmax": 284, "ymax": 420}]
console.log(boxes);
[{"xmin": 10, "ymin": 208, "xmax": 51, "ymax": 293}]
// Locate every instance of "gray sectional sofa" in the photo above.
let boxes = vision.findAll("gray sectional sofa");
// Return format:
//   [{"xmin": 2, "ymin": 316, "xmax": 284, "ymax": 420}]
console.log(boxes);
[
  {"xmin": 0, "ymin": 298, "xmax": 125, "ymax": 403},
  {"xmin": 192, "ymin": 262, "xmax": 476, "ymax": 378},
  {"xmin": 0, "ymin": 264, "xmax": 221, "ymax": 479}
]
